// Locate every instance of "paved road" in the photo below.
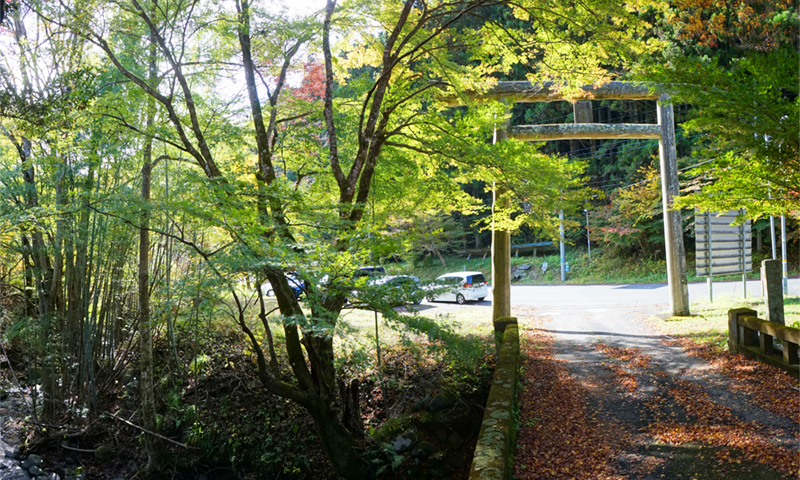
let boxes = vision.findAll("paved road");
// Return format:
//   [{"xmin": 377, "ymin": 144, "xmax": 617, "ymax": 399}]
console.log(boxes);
[{"xmin": 509, "ymin": 277, "xmax": 800, "ymax": 309}]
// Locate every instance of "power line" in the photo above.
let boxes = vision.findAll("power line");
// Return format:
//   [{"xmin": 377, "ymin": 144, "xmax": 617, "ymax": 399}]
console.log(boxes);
[
  {"xmin": 599, "ymin": 153, "xmax": 739, "ymax": 192},
  {"xmin": 560, "ymin": 132, "xmax": 704, "ymax": 167}
]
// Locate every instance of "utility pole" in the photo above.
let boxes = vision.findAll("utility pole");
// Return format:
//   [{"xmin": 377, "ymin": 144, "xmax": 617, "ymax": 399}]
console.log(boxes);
[
  {"xmin": 585, "ymin": 208, "xmax": 591, "ymax": 261},
  {"xmin": 770, "ymin": 215, "xmax": 777, "ymax": 259},
  {"xmin": 781, "ymin": 216, "xmax": 788, "ymax": 293},
  {"xmin": 559, "ymin": 211, "xmax": 566, "ymax": 282}
]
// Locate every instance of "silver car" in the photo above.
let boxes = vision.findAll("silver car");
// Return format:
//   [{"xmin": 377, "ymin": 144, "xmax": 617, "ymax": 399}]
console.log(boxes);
[{"xmin": 427, "ymin": 271, "xmax": 489, "ymax": 304}]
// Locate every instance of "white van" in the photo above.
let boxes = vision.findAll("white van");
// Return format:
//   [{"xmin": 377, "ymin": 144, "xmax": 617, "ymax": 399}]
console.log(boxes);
[{"xmin": 427, "ymin": 271, "xmax": 489, "ymax": 304}]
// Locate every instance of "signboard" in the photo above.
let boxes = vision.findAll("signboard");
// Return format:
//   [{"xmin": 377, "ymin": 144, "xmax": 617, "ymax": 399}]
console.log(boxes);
[{"xmin": 696, "ymin": 210, "xmax": 752, "ymax": 277}]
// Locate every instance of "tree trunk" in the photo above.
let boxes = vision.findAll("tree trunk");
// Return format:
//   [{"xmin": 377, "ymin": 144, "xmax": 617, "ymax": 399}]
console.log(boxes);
[
  {"xmin": 17, "ymin": 136, "xmax": 52, "ymax": 424},
  {"xmin": 435, "ymin": 250, "xmax": 447, "ymax": 267},
  {"xmin": 307, "ymin": 397, "xmax": 368, "ymax": 480},
  {"xmin": 138, "ymin": 32, "xmax": 159, "ymax": 470}
]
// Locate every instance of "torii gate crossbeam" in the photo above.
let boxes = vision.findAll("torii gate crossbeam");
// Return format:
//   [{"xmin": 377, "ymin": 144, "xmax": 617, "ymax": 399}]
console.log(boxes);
[{"xmin": 442, "ymin": 82, "xmax": 690, "ymax": 318}]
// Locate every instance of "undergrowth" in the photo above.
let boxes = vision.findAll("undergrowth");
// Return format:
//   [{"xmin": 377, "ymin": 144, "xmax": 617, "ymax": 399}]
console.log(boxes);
[{"xmin": 387, "ymin": 247, "xmax": 798, "ymax": 285}]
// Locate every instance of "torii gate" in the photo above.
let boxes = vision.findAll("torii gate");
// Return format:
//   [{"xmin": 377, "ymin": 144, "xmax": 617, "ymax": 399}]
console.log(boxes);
[{"xmin": 441, "ymin": 81, "xmax": 690, "ymax": 318}]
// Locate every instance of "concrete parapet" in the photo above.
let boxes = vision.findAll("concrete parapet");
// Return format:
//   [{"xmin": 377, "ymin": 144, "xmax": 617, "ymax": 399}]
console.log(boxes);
[{"xmin": 469, "ymin": 318, "xmax": 519, "ymax": 480}]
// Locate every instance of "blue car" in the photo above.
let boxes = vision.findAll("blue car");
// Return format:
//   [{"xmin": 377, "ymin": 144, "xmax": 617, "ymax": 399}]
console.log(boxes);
[{"xmin": 262, "ymin": 273, "xmax": 306, "ymax": 299}]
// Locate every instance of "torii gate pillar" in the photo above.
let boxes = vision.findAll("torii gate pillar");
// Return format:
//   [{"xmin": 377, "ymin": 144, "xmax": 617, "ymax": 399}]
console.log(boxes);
[
  {"xmin": 658, "ymin": 94, "xmax": 690, "ymax": 316},
  {"xmin": 492, "ymin": 123, "xmax": 512, "ymax": 321}
]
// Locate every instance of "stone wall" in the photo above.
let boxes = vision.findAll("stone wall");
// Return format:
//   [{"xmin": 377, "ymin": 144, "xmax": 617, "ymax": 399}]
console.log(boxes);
[{"xmin": 468, "ymin": 317, "xmax": 520, "ymax": 480}]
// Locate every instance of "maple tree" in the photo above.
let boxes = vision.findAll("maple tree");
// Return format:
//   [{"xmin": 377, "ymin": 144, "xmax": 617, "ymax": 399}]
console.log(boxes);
[
  {"xmin": 593, "ymin": 164, "xmax": 666, "ymax": 258},
  {"xmin": 3, "ymin": 0, "xmax": 663, "ymax": 475},
  {"xmin": 637, "ymin": 0, "xmax": 799, "ymax": 217},
  {"xmin": 669, "ymin": 0, "xmax": 795, "ymax": 53}
]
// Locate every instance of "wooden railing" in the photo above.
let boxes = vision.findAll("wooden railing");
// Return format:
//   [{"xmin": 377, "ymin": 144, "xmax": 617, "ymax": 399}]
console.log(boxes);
[{"xmin": 728, "ymin": 308, "xmax": 799, "ymax": 376}]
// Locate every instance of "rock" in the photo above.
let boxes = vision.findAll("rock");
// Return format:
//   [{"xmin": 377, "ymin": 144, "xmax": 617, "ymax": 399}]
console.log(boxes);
[
  {"xmin": 5, "ymin": 450, "xmax": 15, "ymax": 459},
  {"xmin": 22, "ymin": 454, "xmax": 42, "ymax": 469},
  {"xmin": 29, "ymin": 466, "xmax": 44, "ymax": 476},
  {"xmin": 428, "ymin": 451, "xmax": 447, "ymax": 467},
  {"xmin": 2, "ymin": 465, "xmax": 32, "ymax": 480},
  {"xmin": 410, "ymin": 441, "xmax": 434, "ymax": 459},
  {"xmin": 447, "ymin": 432, "xmax": 465, "ymax": 450},
  {"xmin": 125, "ymin": 379, "xmax": 138, "ymax": 396},
  {"xmin": 94, "ymin": 445, "xmax": 115, "ymax": 461},
  {"xmin": 428, "ymin": 394, "xmax": 451, "ymax": 413},
  {"xmin": 392, "ymin": 435, "xmax": 414, "ymax": 454}
]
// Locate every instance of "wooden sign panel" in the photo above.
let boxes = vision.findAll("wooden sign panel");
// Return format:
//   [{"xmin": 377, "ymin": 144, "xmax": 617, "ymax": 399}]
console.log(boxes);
[{"xmin": 696, "ymin": 210, "xmax": 752, "ymax": 277}]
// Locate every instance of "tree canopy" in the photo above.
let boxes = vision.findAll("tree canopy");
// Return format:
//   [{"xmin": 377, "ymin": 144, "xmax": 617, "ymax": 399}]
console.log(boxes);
[
  {"xmin": 637, "ymin": 0, "xmax": 798, "ymax": 217},
  {"xmin": 5, "ymin": 0, "xmax": 769, "ymax": 475}
]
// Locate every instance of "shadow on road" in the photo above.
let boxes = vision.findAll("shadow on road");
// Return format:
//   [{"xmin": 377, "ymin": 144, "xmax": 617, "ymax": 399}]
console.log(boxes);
[
  {"xmin": 614, "ymin": 284, "xmax": 664, "ymax": 290},
  {"xmin": 535, "ymin": 328, "xmax": 669, "ymax": 340}
]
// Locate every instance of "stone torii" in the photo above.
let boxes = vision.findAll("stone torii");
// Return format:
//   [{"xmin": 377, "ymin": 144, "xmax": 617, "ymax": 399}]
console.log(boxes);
[{"xmin": 440, "ymin": 81, "xmax": 690, "ymax": 318}]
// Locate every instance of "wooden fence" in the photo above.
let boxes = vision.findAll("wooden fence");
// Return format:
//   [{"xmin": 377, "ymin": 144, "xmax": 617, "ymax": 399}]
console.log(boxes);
[{"xmin": 728, "ymin": 308, "xmax": 799, "ymax": 376}]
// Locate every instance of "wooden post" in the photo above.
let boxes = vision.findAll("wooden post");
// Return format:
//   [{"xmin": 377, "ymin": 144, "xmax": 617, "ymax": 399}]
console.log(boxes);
[
  {"xmin": 657, "ymin": 94, "xmax": 690, "ymax": 316},
  {"xmin": 492, "ymin": 118, "xmax": 512, "ymax": 321},
  {"xmin": 572, "ymin": 100, "xmax": 593, "ymax": 153},
  {"xmin": 782, "ymin": 340, "xmax": 799, "ymax": 364},
  {"xmin": 759, "ymin": 333, "xmax": 774, "ymax": 355},
  {"xmin": 728, "ymin": 308, "xmax": 756, "ymax": 353}
]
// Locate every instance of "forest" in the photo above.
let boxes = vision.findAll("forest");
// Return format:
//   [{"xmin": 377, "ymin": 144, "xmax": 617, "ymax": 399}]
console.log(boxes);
[{"xmin": 0, "ymin": 0, "xmax": 797, "ymax": 478}]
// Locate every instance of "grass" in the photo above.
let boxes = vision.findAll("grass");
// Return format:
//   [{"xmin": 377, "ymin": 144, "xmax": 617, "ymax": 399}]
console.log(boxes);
[
  {"xmin": 383, "ymin": 249, "xmax": 670, "ymax": 284},
  {"xmin": 384, "ymin": 246, "xmax": 798, "ymax": 286},
  {"xmin": 650, "ymin": 295, "xmax": 800, "ymax": 350},
  {"xmin": 254, "ymin": 298, "xmax": 495, "ymax": 379}
]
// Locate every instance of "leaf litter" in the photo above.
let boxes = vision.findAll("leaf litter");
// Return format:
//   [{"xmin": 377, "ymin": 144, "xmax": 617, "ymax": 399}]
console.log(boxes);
[{"xmin": 514, "ymin": 318, "xmax": 798, "ymax": 479}]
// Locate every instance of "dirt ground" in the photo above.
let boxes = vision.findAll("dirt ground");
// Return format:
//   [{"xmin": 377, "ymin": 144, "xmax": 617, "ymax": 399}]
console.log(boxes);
[{"xmin": 512, "ymin": 304, "xmax": 799, "ymax": 480}]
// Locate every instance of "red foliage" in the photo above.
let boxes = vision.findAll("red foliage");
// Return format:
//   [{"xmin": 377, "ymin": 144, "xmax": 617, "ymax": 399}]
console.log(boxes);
[
  {"xmin": 293, "ymin": 62, "xmax": 325, "ymax": 102},
  {"xmin": 671, "ymin": 0, "xmax": 796, "ymax": 51}
]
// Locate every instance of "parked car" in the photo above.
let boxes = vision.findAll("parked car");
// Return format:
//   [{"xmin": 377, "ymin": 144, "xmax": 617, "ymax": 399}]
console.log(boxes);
[
  {"xmin": 262, "ymin": 273, "xmax": 306, "ymax": 299},
  {"xmin": 376, "ymin": 275, "xmax": 425, "ymax": 306},
  {"xmin": 350, "ymin": 274, "xmax": 424, "ymax": 306},
  {"xmin": 427, "ymin": 271, "xmax": 488, "ymax": 304},
  {"xmin": 354, "ymin": 266, "xmax": 386, "ymax": 278}
]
